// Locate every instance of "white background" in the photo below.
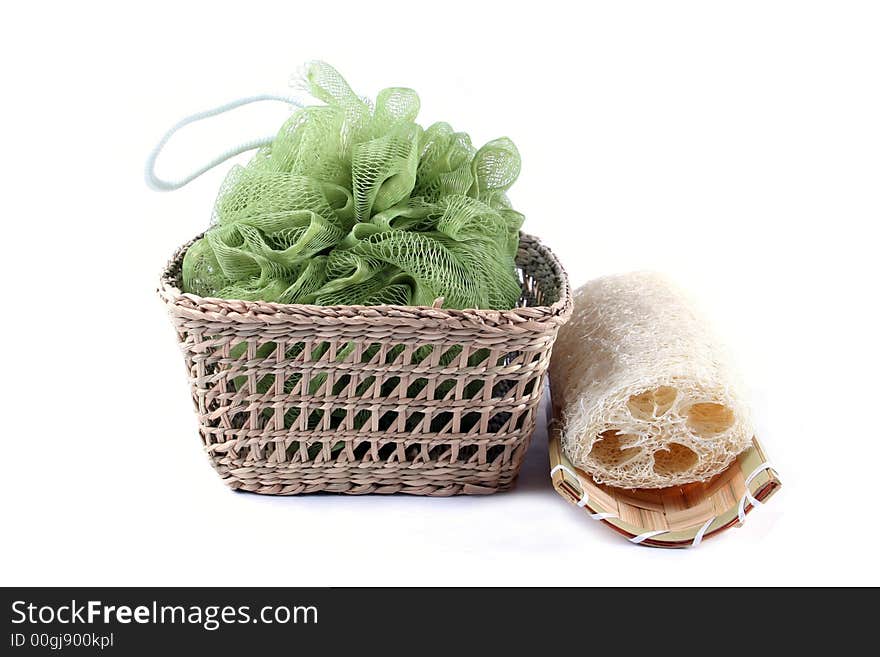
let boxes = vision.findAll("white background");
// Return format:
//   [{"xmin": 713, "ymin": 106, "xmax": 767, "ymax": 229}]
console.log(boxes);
[{"xmin": 2, "ymin": 1, "xmax": 878, "ymax": 586}]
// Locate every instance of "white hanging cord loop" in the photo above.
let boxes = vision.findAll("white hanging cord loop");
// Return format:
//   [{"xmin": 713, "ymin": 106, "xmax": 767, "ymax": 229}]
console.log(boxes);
[{"xmin": 145, "ymin": 94, "xmax": 304, "ymax": 191}]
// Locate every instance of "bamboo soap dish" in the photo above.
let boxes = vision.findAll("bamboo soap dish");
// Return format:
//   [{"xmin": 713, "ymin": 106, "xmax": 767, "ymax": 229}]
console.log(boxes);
[{"xmin": 548, "ymin": 426, "xmax": 781, "ymax": 548}]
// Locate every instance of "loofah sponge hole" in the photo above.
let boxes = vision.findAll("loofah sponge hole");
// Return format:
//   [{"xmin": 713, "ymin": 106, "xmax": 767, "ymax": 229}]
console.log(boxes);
[
  {"xmin": 652, "ymin": 443, "xmax": 698, "ymax": 476},
  {"xmin": 588, "ymin": 431, "xmax": 641, "ymax": 468},
  {"xmin": 627, "ymin": 386, "xmax": 677, "ymax": 421},
  {"xmin": 584, "ymin": 389, "xmax": 739, "ymax": 484},
  {"xmin": 686, "ymin": 402, "xmax": 735, "ymax": 437}
]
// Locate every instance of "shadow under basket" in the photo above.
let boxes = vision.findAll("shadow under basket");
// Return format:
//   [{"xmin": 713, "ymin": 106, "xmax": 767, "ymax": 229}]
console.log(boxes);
[{"xmin": 159, "ymin": 232, "xmax": 572, "ymax": 496}]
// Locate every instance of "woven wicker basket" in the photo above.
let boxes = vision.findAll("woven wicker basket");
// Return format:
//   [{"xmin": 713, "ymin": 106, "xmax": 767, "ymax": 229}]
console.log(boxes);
[{"xmin": 159, "ymin": 232, "xmax": 571, "ymax": 496}]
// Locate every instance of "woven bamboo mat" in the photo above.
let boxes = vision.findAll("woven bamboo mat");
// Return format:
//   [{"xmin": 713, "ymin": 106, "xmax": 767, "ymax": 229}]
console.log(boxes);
[{"xmin": 548, "ymin": 428, "xmax": 781, "ymax": 548}]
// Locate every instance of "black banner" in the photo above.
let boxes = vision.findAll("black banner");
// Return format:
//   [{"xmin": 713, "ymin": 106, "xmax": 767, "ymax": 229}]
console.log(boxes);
[{"xmin": 0, "ymin": 587, "xmax": 866, "ymax": 653}]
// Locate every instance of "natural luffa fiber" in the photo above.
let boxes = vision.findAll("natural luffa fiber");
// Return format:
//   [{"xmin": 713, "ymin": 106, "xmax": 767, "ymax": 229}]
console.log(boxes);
[
  {"xmin": 549, "ymin": 273, "xmax": 753, "ymax": 489},
  {"xmin": 160, "ymin": 233, "xmax": 572, "ymax": 495},
  {"xmin": 182, "ymin": 61, "xmax": 523, "ymax": 310}
]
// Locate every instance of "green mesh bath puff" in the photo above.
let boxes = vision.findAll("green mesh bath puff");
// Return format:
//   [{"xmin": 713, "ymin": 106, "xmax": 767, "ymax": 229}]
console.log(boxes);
[{"xmin": 181, "ymin": 62, "xmax": 524, "ymax": 310}]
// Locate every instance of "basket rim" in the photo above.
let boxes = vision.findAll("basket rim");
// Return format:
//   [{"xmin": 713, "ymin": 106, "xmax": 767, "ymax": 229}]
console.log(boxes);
[{"xmin": 158, "ymin": 231, "xmax": 572, "ymax": 330}]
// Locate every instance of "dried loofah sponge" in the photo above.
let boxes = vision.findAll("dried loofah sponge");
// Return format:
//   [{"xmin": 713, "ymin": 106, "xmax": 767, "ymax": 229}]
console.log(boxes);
[{"xmin": 548, "ymin": 272, "xmax": 754, "ymax": 489}]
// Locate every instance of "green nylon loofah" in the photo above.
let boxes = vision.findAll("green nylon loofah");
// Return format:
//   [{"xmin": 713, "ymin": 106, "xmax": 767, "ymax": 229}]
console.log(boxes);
[{"xmin": 182, "ymin": 62, "xmax": 524, "ymax": 310}]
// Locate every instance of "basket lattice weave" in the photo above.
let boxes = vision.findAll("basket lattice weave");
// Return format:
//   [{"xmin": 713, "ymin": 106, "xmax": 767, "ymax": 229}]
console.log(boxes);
[{"xmin": 159, "ymin": 232, "xmax": 571, "ymax": 496}]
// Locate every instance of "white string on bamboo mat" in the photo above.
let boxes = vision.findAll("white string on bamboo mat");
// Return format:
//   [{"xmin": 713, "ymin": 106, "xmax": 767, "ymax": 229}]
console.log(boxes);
[
  {"xmin": 549, "ymin": 464, "xmax": 578, "ymax": 480},
  {"xmin": 629, "ymin": 530, "xmax": 667, "ymax": 544},
  {"xmin": 691, "ymin": 516, "xmax": 716, "ymax": 547},
  {"xmin": 549, "ymin": 465, "xmax": 618, "ymax": 520},
  {"xmin": 737, "ymin": 461, "xmax": 774, "ymax": 524}
]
